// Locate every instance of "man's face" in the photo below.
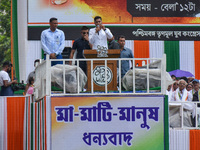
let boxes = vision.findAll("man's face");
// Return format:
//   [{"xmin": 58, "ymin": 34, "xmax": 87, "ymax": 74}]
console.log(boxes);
[
  {"xmin": 193, "ymin": 81, "xmax": 199, "ymax": 86},
  {"xmin": 172, "ymin": 76, "xmax": 176, "ymax": 80},
  {"xmin": 193, "ymin": 81, "xmax": 199, "ymax": 89},
  {"xmin": 179, "ymin": 81, "xmax": 186, "ymax": 91},
  {"xmin": 186, "ymin": 84, "xmax": 193, "ymax": 91},
  {"xmin": 118, "ymin": 37, "xmax": 125, "ymax": 48},
  {"xmin": 173, "ymin": 81, "xmax": 179, "ymax": 90},
  {"xmin": 81, "ymin": 29, "xmax": 89, "ymax": 38},
  {"xmin": 94, "ymin": 18, "xmax": 102, "ymax": 27},
  {"xmin": 167, "ymin": 85, "xmax": 172, "ymax": 91},
  {"xmin": 6, "ymin": 65, "xmax": 11, "ymax": 73},
  {"xmin": 50, "ymin": 20, "xmax": 58, "ymax": 30}
]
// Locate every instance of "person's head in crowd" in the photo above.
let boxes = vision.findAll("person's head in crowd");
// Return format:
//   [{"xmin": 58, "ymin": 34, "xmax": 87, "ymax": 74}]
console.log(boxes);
[
  {"xmin": 49, "ymin": 17, "xmax": 58, "ymax": 32},
  {"xmin": 187, "ymin": 77, "xmax": 194, "ymax": 83},
  {"xmin": 94, "ymin": 16, "xmax": 102, "ymax": 27},
  {"xmin": 118, "ymin": 35, "xmax": 126, "ymax": 49},
  {"xmin": 173, "ymin": 81, "xmax": 179, "ymax": 91},
  {"xmin": 167, "ymin": 84, "xmax": 172, "ymax": 91},
  {"xmin": 180, "ymin": 76, "xmax": 188, "ymax": 83},
  {"xmin": 178, "ymin": 79, "xmax": 187, "ymax": 91},
  {"xmin": 34, "ymin": 59, "xmax": 40, "ymax": 68},
  {"xmin": 29, "ymin": 77, "xmax": 34, "ymax": 85},
  {"xmin": 171, "ymin": 75, "xmax": 176, "ymax": 80},
  {"xmin": 3, "ymin": 61, "xmax": 12, "ymax": 73},
  {"xmin": 186, "ymin": 83, "xmax": 193, "ymax": 91},
  {"xmin": 192, "ymin": 79, "xmax": 199, "ymax": 91},
  {"xmin": 81, "ymin": 26, "xmax": 89, "ymax": 39}
]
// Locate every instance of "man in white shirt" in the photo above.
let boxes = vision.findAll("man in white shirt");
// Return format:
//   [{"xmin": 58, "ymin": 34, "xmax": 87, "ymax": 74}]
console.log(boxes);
[
  {"xmin": 0, "ymin": 61, "xmax": 17, "ymax": 96},
  {"xmin": 89, "ymin": 16, "xmax": 113, "ymax": 50},
  {"xmin": 171, "ymin": 79, "xmax": 192, "ymax": 101},
  {"xmin": 170, "ymin": 79, "xmax": 194, "ymax": 127}
]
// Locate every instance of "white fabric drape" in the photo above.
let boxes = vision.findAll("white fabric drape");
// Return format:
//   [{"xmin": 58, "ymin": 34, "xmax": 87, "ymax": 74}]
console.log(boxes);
[
  {"xmin": 25, "ymin": 40, "xmax": 73, "ymax": 82},
  {"xmin": 26, "ymin": 41, "xmax": 42, "ymax": 82},
  {"xmin": 169, "ymin": 129, "xmax": 189, "ymax": 150},
  {"xmin": 0, "ymin": 97, "xmax": 7, "ymax": 150},
  {"xmin": 149, "ymin": 41, "xmax": 164, "ymax": 59},
  {"xmin": 179, "ymin": 41, "xmax": 195, "ymax": 77},
  {"xmin": 18, "ymin": 0, "xmax": 28, "ymax": 82}
]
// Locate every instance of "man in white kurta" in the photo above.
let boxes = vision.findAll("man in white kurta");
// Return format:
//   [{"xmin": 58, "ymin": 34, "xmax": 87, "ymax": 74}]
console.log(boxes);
[{"xmin": 170, "ymin": 79, "xmax": 194, "ymax": 127}]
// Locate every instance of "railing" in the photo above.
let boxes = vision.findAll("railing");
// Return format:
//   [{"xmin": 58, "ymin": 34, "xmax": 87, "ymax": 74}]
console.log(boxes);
[
  {"xmin": 34, "ymin": 54, "xmax": 200, "ymax": 129},
  {"xmin": 34, "ymin": 54, "xmax": 167, "ymax": 99},
  {"xmin": 169, "ymin": 101, "xmax": 200, "ymax": 129}
]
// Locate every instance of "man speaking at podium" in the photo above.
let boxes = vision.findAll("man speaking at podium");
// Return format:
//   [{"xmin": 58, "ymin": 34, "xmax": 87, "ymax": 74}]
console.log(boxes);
[{"xmin": 89, "ymin": 16, "xmax": 114, "ymax": 50}]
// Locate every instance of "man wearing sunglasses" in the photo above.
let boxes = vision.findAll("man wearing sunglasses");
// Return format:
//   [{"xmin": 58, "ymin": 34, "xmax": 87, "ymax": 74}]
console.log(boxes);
[{"xmin": 69, "ymin": 26, "xmax": 92, "ymax": 75}]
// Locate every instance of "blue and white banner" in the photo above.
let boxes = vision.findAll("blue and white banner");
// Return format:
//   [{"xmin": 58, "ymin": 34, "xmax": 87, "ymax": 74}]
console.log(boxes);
[{"xmin": 51, "ymin": 95, "xmax": 166, "ymax": 150}]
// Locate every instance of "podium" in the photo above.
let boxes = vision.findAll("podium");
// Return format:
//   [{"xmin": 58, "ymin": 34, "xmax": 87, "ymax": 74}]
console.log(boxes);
[{"xmin": 84, "ymin": 49, "xmax": 120, "ymax": 91}]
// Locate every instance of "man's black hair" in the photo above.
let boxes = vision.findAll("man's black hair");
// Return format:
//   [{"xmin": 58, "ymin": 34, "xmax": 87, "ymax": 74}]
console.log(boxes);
[
  {"xmin": 117, "ymin": 35, "xmax": 126, "ymax": 41},
  {"xmin": 3, "ymin": 61, "xmax": 12, "ymax": 67},
  {"xmin": 171, "ymin": 75, "xmax": 176, "ymax": 78},
  {"xmin": 94, "ymin": 16, "xmax": 102, "ymax": 22},
  {"xmin": 29, "ymin": 77, "xmax": 34, "ymax": 85},
  {"xmin": 49, "ymin": 17, "xmax": 58, "ymax": 23},
  {"xmin": 81, "ymin": 26, "xmax": 89, "ymax": 31}
]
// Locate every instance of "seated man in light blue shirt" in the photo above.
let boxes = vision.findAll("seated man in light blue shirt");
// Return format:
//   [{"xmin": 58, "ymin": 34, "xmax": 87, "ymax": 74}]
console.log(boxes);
[
  {"xmin": 41, "ymin": 17, "xmax": 65, "ymax": 65},
  {"xmin": 118, "ymin": 35, "xmax": 134, "ymax": 78}
]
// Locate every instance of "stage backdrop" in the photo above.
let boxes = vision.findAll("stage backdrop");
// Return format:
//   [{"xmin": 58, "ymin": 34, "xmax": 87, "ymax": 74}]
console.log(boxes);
[
  {"xmin": 28, "ymin": 0, "xmax": 200, "ymax": 41},
  {"xmin": 13, "ymin": 0, "xmax": 200, "ymax": 82},
  {"xmin": 28, "ymin": 0, "xmax": 200, "ymax": 24},
  {"xmin": 51, "ymin": 95, "xmax": 168, "ymax": 150}
]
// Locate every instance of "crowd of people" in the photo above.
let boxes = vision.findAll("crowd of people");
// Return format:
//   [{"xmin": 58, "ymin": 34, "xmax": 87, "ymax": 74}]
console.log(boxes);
[
  {"xmin": 167, "ymin": 76, "xmax": 200, "ymax": 102},
  {"xmin": 167, "ymin": 75, "xmax": 200, "ymax": 127}
]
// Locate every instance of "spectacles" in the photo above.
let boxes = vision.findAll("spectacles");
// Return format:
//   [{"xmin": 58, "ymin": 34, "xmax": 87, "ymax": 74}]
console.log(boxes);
[{"xmin": 82, "ymin": 32, "xmax": 89, "ymax": 34}]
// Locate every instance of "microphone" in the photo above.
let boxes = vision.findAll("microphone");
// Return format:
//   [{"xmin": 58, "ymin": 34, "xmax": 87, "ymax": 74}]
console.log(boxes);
[{"xmin": 97, "ymin": 25, "xmax": 100, "ymax": 35}]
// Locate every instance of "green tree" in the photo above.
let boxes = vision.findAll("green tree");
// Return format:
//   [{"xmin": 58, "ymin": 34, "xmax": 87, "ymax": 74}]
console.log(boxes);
[{"xmin": 0, "ymin": 0, "xmax": 11, "ymax": 68}]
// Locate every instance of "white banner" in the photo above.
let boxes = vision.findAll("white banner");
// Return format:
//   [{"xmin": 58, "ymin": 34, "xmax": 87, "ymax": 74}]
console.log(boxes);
[{"xmin": 51, "ymin": 96, "xmax": 165, "ymax": 150}]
